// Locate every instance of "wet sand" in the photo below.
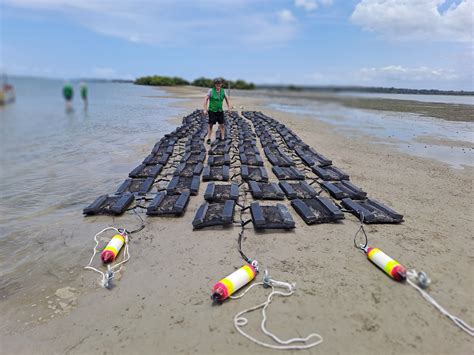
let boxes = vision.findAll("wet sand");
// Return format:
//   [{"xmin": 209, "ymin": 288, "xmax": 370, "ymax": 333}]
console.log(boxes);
[{"xmin": 1, "ymin": 86, "xmax": 473, "ymax": 354}]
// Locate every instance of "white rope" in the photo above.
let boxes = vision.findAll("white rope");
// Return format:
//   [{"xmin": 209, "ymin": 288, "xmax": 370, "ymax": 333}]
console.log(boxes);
[
  {"xmin": 407, "ymin": 271, "xmax": 474, "ymax": 337},
  {"xmin": 84, "ymin": 227, "xmax": 131, "ymax": 288},
  {"xmin": 231, "ymin": 277, "xmax": 323, "ymax": 350}
]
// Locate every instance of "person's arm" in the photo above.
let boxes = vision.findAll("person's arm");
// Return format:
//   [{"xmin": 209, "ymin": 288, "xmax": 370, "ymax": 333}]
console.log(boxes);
[
  {"xmin": 203, "ymin": 93, "xmax": 210, "ymax": 115},
  {"xmin": 225, "ymin": 94, "xmax": 232, "ymax": 114}
]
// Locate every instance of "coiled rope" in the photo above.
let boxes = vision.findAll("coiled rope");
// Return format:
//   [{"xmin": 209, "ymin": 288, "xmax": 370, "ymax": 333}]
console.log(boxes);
[{"xmin": 231, "ymin": 272, "xmax": 323, "ymax": 350}]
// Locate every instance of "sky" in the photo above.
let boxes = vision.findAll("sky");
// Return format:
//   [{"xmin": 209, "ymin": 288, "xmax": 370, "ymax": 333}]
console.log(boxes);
[{"xmin": 1, "ymin": 0, "xmax": 473, "ymax": 90}]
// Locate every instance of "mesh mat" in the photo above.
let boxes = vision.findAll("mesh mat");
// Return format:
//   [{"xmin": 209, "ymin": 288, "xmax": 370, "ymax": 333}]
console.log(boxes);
[
  {"xmin": 208, "ymin": 155, "xmax": 229, "ymax": 166},
  {"xmin": 209, "ymin": 143, "xmax": 230, "ymax": 155},
  {"xmin": 291, "ymin": 183, "xmax": 317, "ymax": 198},
  {"xmin": 182, "ymin": 153, "xmax": 205, "ymax": 164},
  {"xmin": 250, "ymin": 203, "xmax": 295, "ymax": 230},
  {"xmin": 186, "ymin": 142, "xmax": 205, "ymax": 153},
  {"xmin": 240, "ymin": 146, "xmax": 259, "ymax": 155},
  {"xmin": 291, "ymin": 197, "xmax": 344, "ymax": 225},
  {"xmin": 239, "ymin": 153, "xmax": 263, "ymax": 166},
  {"xmin": 129, "ymin": 164, "xmax": 162, "ymax": 179},
  {"xmin": 117, "ymin": 178, "xmax": 154, "ymax": 195},
  {"xmin": 272, "ymin": 166, "xmax": 305, "ymax": 180},
  {"xmin": 261, "ymin": 206, "xmax": 284, "ymax": 223},
  {"xmin": 267, "ymin": 154, "xmax": 294, "ymax": 167},
  {"xmin": 279, "ymin": 181, "xmax": 318, "ymax": 199},
  {"xmin": 205, "ymin": 203, "xmax": 227, "ymax": 224},
  {"xmin": 143, "ymin": 153, "xmax": 170, "ymax": 166},
  {"xmin": 83, "ymin": 194, "xmax": 134, "ymax": 216},
  {"xmin": 175, "ymin": 163, "xmax": 203, "ymax": 177},
  {"xmin": 205, "ymin": 183, "xmax": 239, "ymax": 202},
  {"xmin": 203, "ymin": 166, "xmax": 229, "ymax": 181},
  {"xmin": 341, "ymin": 198, "xmax": 403, "ymax": 224},
  {"xmin": 146, "ymin": 192, "xmax": 190, "ymax": 216},
  {"xmin": 249, "ymin": 182, "xmax": 285, "ymax": 200},
  {"xmin": 312, "ymin": 166, "xmax": 349, "ymax": 181},
  {"xmin": 321, "ymin": 181, "xmax": 366, "ymax": 200},
  {"xmin": 192, "ymin": 201, "xmax": 235, "ymax": 229},
  {"xmin": 242, "ymin": 166, "xmax": 268, "ymax": 182},
  {"xmin": 167, "ymin": 176, "xmax": 200, "ymax": 195},
  {"xmin": 264, "ymin": 148, "xmax": 295, "ymax": 167}
]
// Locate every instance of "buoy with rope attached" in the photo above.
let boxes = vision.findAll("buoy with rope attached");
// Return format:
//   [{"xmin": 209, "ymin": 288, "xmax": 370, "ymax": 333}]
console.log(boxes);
[
  {"xmin": 85, "ymin": 227, "xmax": 131, "ymax": 289},
  {"xmin": 211, "ymin": 261, "xmax": 258, "ymax": 302},
  {"xmin": 353, "ymin": 214, "xmax": 474, "ymax": 337}
]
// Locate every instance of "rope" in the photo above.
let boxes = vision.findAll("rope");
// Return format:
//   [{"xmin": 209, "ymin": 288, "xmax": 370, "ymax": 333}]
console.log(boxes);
[
  {"xmin": 231, "ymin": 276, "xmax": 323, "ymax": 350},
  {"xmin": 84, "ymin": 227, "xmax": 131, "ymax": 288},
  {"xmin": 406, "ymin": 271, "xmax": 474, "ymax": 337}
]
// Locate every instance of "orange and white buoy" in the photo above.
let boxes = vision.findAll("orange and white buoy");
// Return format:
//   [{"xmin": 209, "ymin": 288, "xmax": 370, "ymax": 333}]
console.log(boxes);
[
  {"xmin": 212, "ymin": 264, "xmax": 257, "ymax": 302},
  {"xmin": 101, "ymin": 233, "xmax": 126, "ymax": 264},
  {"xmin": 365, "ymin": 246, "xmax": 407, "ymax": 281}
]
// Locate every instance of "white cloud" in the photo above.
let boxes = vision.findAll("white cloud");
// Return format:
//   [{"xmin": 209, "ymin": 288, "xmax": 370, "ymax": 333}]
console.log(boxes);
[
  {"xmin": 294, "ymin": 0, "xmax": 333, "ymax": 11},
  {"xmin": 358, "ymin": 65, "xmax": 460, "ymax": 82},
  {"xmin": 295, "ymin": 0, "xmax": 318, "ymax": 11},
  {"xmin": 4, "ymin": 0, "xmax": 297, "ymax": 47},
  {"xmin": 351, "ymin": 0, "xmax": 473, "ymax": 42},
  {"xmin": 278, "ymin": 9, "xmax": 296, "ymax": 23}
]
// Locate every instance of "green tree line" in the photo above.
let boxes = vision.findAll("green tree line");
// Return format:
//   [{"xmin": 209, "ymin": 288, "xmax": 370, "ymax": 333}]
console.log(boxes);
[{"xmin": 135, "ymin": 75, "xmax": 255, "ymax": 90}]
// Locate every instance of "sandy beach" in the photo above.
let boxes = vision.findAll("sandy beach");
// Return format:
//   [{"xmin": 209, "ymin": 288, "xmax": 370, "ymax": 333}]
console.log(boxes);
[{"xmin": 1, "ymin": 86, "xmax": 473, "ymax": 354}]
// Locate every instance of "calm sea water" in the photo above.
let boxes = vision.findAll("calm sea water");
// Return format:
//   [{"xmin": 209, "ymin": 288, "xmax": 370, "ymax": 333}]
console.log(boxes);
[{"xmin": 0, "ymin": 77, "xmax": 184, "ymax": 301}]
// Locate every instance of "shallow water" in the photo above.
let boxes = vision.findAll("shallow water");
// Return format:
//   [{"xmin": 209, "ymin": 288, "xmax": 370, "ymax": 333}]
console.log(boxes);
[
  {"xmin": 336, "ymin": 92, "xmax": 474, "ymax": 105},
  {"xmin": 0, "ymin": 78, "xmax": 185, "ymax": 300},
  {"xmin": 269, "ymin": 101, "xmax": 474, "ymax": 169}
]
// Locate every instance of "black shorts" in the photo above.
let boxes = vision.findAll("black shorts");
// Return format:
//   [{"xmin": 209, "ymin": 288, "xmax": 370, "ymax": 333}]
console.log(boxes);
[{"xmin": 208, "ymin": 111, "xmax": 225, "ymax": 125}]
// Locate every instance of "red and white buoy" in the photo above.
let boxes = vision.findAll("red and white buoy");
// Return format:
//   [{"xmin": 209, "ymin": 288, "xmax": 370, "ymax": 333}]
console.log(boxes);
[
  {"xmin": 212, "ymin": 263, "xmax": 257, "ymax": 302},
  {"xmin": 101, "ymin": 233, "xmax": 126, "ymax": 264}
]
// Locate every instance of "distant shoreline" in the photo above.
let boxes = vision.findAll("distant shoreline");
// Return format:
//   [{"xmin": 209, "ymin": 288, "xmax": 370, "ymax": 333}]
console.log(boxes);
[
  {"xmin": 8, "ymin": 75, "xmax": 474, "ymax": 96},
  {"xmin": 258, "ymin": 85, "xmax": 474, "ymax": 97}
]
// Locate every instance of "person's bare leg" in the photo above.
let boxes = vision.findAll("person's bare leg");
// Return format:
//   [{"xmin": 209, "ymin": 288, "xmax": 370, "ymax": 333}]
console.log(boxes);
[
  {"xmin": 220, "ymin": 124, "xmax": 225, "ymax": 140},
  {"xmin": 207, "ymin": 124, "xmax": 213, "ymax": 144}
]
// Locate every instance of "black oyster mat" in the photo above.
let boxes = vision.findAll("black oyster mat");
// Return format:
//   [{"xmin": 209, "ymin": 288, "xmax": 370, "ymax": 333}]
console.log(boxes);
[
  {"xmin": 83, "ymin": 193, "xmax": 134, "ymax": 216},
  {"xmin": 202, "ymin": 165, "xmax": 230, "ymax": 181},
  {"xmin": 291, "ymin": 197, "xmax": 344, "ymax": 225},
  {"xmin": 279, "ymin": 181, "xmax": 318, "ymax": 199},
  {"xmin": 167, "ymin": 175, "xmax": 200, "ymax": 195},
  {"xmin": 272, "ymin": 166, "xmax": 306, "ymax": 180},
  {"xmin": 192, "ymin": 200, "xmax": 236, "ymax": 229},
  {"xmin": 320, "ymin": 181, "xmax": 366, "ymax": 200},
  {"xmin": 129, "ymin": 164, "xmax": 163, "ymax": 179},
  {"xmin": 204, "ymin": 183, "xmax": 240, "ymax": 202},
  {"xmin": 249, "ymin": 202, "xmax": 295, "ymax": 230},
  {"xmin": 341, "ymin": 198, "xmax": 404, "ymax": 224},
  {"xmin": 248, "ymin": 181, "xmax": 285, "ymax": 200},
  {"xmin": 241, "ymin": 165, "xmax": 269, "ymax": 183},
  {"xmin": 146, "ymin": 192, "xmax": 190, "ymax": 216}
]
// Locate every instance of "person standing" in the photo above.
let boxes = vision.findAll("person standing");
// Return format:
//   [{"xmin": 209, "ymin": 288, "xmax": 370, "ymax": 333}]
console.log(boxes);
[
  {"xmin": 63, "ymin": 82, "xmax": 74, "ymax": 110},
  {"xmin": 203, "ymin": 78, "xmax": 231, "ymax": 144},
  {"xmin": 80, "ymin": 82, "xmax": 88, "ymax": 109}
]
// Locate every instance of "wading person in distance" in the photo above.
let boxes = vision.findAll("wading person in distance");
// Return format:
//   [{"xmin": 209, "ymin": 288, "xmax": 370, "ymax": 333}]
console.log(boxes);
[
  {"xmin": 80, "ymin": 82, "xmax": 88, "ymax": 109},
  {"xmin": 203, "ymin": 78, "xmax": 232, "ymax": 144},
  {"xmin": 63, "ymin": 82, "xmax": 74, "ymax": 111}
]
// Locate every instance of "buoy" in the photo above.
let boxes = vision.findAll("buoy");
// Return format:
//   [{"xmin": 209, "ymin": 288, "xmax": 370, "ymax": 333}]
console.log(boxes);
[
  {"xmin": 365, "ymin": 246, "xmax": 406, "ymax": 281},
  {"xmin": 101, "ymin": 233, "xmax": 126, "ymax": 264},
  {"xmin": 212, "ymin": 263, "xmax": 257, "ymax": 302}
]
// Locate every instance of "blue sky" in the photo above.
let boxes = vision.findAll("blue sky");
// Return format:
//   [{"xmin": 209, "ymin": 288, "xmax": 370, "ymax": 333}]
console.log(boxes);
[{"xmin": 1, "ymin": 0, "xmax": 472, "ymax": 90}]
